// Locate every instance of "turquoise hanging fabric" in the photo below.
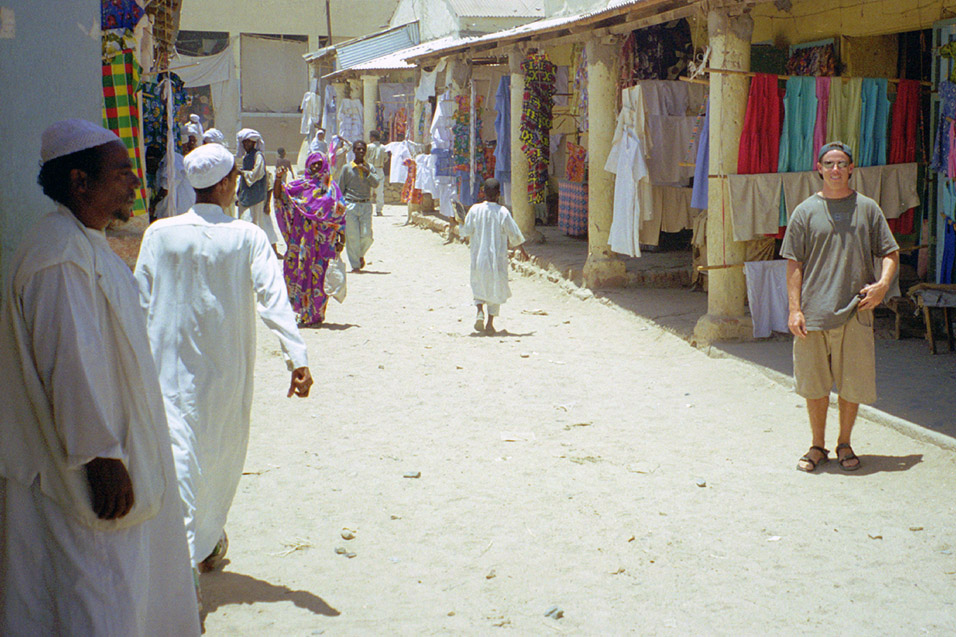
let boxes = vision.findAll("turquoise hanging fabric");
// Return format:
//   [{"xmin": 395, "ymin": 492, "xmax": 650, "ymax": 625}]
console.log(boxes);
[
  {"xmin": 857, "ymin": 78, "xmax": 890, "ymax": 167},
  {"xmin": 777, "ymin": 76, "xmax": 817, "ymax": 173}
]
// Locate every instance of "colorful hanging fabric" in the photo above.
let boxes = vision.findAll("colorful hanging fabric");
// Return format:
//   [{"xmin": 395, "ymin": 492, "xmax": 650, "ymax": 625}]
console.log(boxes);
[
  {"xmin": 857, "ymin": 78, "xmax": 890, "ymax": 167},
  {"xmin": 785, "ymin": 43, "xmax": 837, "ymax": 76},
  {"xmin": 619, "ymin": 19, "xmax": 693, "ymax": 89},
  {"xmin": 140, "ymin": 73, "xmax": 187, "ymax": 154},
  {"xmin": 401, "ymin": 157, "xmax": 422, "ymax": 204},
  {"xmin": 418, "ymin": 102, "xmax": 432, "ymax": 140},
  {"xmin": 777, "ymin": 76, "xmax": 817, "ymax": 173},
  {"xmin": 375, "ymin": 102, "xmax": 386, "ymax": 138},
  {"xmin": 102, "ymin": 50, "xmax": 147, "ymax": 215},
  {"xmin": 101, "ymin": 0, "xmax": 143, "ymax": 31},
  {"xmin": 931, "ymin": 81, "xmax": 956, "ymax": 174},
  {"xmin": 451, "ymin": 93, "xmax": 484, "ymax": 170},
  {"xmin": 565, "ymin": 141, "xmax": 586, "ymax": 182},
  {"xmin": 558, "ymin": 179, "xmax": 588, "ymax": 236},
  {"xmin": 389, "ymin": 107, "xmax": 407, "ymax": 142},
  {"xmin": 570, "ymin": 45, "xmax": 589, "ymax": 131},
  {"xmin": 887, "ymin": 79, "xmax": 921, "ymax": 234},
  {"xmin": 737, "ymin": 73, "xmax": 783, "ymax": 174},
  {"xmin": 519, "ymin": 51, "xmax": 556, "ymax": 205}
]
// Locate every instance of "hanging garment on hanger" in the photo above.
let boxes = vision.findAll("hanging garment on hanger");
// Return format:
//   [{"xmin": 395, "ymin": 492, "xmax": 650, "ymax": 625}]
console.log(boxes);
[
  {"xmin": 737, "ymin": 73, "xmax": 783, "ymax": 174},
  {"xmin": 857, "ymin": 78, "xmax": 890, "ymax": 167},
  {"xmin": 607, "ymin": 130, "xmax": 649, "ymax": 258},
  {"xmin": 493, "ymin": 76, "xmax": 511, "ymax": 186},
  {"xmin": 691, "ymin": 99, "xmax": 709, "ymax": 210},
  {"xmin": 778, "ymin": 76, "xmax": 817, "ymax": 173}
]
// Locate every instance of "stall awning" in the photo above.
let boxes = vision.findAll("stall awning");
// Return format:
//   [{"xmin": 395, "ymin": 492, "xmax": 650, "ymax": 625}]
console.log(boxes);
[{"xmin": 321, "ymin": 36, "xmax": 462, "ymax": 80}]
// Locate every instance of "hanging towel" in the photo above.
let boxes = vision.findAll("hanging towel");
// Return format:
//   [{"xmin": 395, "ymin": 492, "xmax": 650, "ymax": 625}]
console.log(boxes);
[
  {"xmin": 813, "ymin": 76, "xmax": 830, "ymax": 161},
  {"xmin": 878, "ymin": 163, "xmax": 920, "ymax": 219},
  {"xmin": 727, "ymin": 173, "xmax": 783, "ymax": 241}
]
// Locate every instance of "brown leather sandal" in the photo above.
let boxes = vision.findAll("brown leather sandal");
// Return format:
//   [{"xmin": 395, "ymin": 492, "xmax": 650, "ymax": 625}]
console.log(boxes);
[
  {"xmin": 836, "ymin": 443, "xmax": 861, "ymax": 471},
  {"xmin": 797, "ymin": 446, "xmax": 829, "ymax": 472}
]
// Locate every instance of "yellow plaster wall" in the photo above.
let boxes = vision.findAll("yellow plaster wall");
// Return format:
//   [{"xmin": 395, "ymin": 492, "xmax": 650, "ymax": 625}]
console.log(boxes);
[
  {"xmin": 752, "ymin": 0, "xmax": 956, "ymax": 44},
  {"xmin": 842, "ymin": 34, "xmax": 899, "ymax": 77}
]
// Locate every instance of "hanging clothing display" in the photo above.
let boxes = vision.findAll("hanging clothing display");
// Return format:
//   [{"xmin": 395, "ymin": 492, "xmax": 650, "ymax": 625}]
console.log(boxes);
[
  {"xmin": 857, "ymin": 79, "xmax": 890, "ymax": 167},
  {"xmin": 691, "ymin": 100, "xmax": 709, "ymax": 210},
  {"xmin": 299, "ymin": 91, "xmax": 321, "ymax": 134},
  {"xmin": 102, "ymin": 49, "xmax": 147, "ymax": 215},
  {"xmin": 379, "ymin": 83, "xmax": 414, "ymax": 130},
  {"xmin": 812, "ymin": 76, "xmax": 831, "ymax": 161},
  {"xmin": 571, "ymin": 45, "xmax": 589, "ymax": 131},
  {"xmin": 932, "ymin": 81, "xmax": 956, "ymax": 174},
  {"xmin": 888, "ymin": 79, "xmax": 920, "ymax": 234},
  {"xmin": 738, "ymin": 73, "xmax": 783, "ymax": 174},
  {"xmin": 418, "ymin": 102, "xmax": 432, "ymax": 141},
  {"xmin": 565, "ymin": 142, "xmax": 586, "ymax": 182},
  {"xmin": 322, "ymin": 84, "xmax": 337, "ymax": 136},
  {"xmin": 619, "ymin": 19, "xmax": 693, "ymax": 88},
  {"xmin": 337, "ymin": 98, "xmax": 364, "ymax": 143},
  {"xmin": 389, "ymin": 107, "xmax": 408, "ymax": 142},
  {"xmin": 452, "ymin": 93, "xmax": 484, "ymax": 170},
  {"xmin": 384, "ymin": 140, "xmax": 412, "ymax": 183},
  {"xmin": 744, "ymin": 261, "xmax": 789, "ymax": 338},
  {"xmin": 401, "ymin": 157, "xmax": 422, "ymax": 204},
  {"xmin": 826, "ymin": 77, "xmax": 863, "ymax": 156},
  {"xmin": 785, "ymin": 43, "xmax": 837, "ymax": 76},
  {"xmin": 519, "ymin": 51, "xmax": 556, "ymax": 205},
  {"xmin": 558, "ymin": 179, "xmax": 588, "ymax": 236},
  {"xmin": 431, "ymin": 91, "xmax": 455, "ymax": 150},
  {"xmin": 777, "ymin": 76, "xmax": 817, "ymax": 173},
  {"xmin": 141, "ymin": 73, "xmax": 186, "ymax": 153},
  {"xmin": 101, "ymin": 0, "xmax": 143, "ymax": 31},
  {"xmin": 493, "ymin": 76, "xmax": 511, "ymax": 187}
]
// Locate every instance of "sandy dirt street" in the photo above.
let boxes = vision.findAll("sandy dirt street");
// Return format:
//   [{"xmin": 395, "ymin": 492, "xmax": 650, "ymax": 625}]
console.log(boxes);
[{"xmin": 200, "ymin": 205, "xmax": 956, "ymax": 635}]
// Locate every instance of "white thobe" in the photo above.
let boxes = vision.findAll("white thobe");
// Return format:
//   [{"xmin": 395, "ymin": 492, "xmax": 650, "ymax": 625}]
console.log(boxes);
[
  {"xmin": 459, "ymin": 202, "xmax": 525, "ymax": 305},
  {"xmin": 606, "ymin": 130, "xmax": 650, "ymax": 258},
  {"xmin": 134, "ymin": 203, "xmax": 308, "ymax": 566},
  {"xmin": 0, "ymin": 206, "xmax": 199, "ymax": 636},
  {"xmin": 155, "ymin": 152, "xmax": 196, "ymax": 219}
]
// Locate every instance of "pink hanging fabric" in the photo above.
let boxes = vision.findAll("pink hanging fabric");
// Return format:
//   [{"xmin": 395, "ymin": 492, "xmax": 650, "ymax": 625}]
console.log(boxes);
[{"xmin": 812, "ymin": 76, "xmax": 830, "ymax": 162}]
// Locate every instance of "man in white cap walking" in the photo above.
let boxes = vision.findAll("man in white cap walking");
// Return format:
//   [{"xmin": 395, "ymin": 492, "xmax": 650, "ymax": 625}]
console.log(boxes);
[
  {"xmin": 0, "ymin": 119, "xmax": 200, "ymax": 635},
  {"xmin": 134, "ymin": 143, "xmax": 313, "ymax": 590},
  {"xmin": 236, "ymin": 128, "xmax": 278, "ymax": 255}
]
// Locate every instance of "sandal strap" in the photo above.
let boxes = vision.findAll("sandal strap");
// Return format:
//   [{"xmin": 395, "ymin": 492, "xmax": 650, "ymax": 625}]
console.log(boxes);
[{"xmin": 809, "ymin": 445, "xmax": 830, "ymax": 457}]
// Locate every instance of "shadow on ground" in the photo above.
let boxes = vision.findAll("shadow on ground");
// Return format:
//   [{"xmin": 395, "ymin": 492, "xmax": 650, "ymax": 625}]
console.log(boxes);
[{"xmin": 200, "ymin": 568, "xmax": 340, "ymax": 618}]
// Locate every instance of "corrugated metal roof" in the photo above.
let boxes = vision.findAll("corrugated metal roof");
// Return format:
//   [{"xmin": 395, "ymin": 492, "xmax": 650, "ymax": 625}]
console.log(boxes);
[
  {"xmin": 446, "ymin": 0, "xmax": 544, "ymax": 19},
  {"xmin": 323, "ymin": 36, "xmax": 461, "ymax": 79},
  {"xmin": 335, "ymin": 22, "xmax": 421, "ymax": 71},
  {"xmin": 405, "ymin": 0, "xmax": 691, "ymax": 62}
]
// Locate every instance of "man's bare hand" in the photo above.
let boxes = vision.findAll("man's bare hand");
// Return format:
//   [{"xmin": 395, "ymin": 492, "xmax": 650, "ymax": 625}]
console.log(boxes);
[
  {"xmin": 788, "ymin": 310, "xmax": 807, "ymax": 338},
  {"xmin": 85, "ymin": 457, "xmax": 135, "ymax": 520},
  {"xmin": 858, "ymin": 280, "xmax": 889, "ymax": 310},
  {"xmin": 288, "ymin": 366, "xmax": 313, "ymax": 398}
]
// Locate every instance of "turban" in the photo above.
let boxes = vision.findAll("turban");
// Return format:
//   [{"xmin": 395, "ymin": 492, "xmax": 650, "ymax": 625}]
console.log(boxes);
[
  {"xmin": 184, "ymin": 143, "xmax": 235, "ymax": 189},
  {"xmin": 236, "ymin": 128, "xmax": 263, "ymax": 154},
  {"xmin": 202, "ymin": 128, "xmax": 225, "ymax": 145},
  {"xmin": 40, "ymin": 119, "xmax": 121, "ymax": 163}
]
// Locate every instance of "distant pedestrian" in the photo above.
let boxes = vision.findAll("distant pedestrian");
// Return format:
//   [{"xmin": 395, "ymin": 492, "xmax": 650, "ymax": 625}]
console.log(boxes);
[
  {"xmin": 202, "ymin": 128, "xmax": 225, "ymax": 145},
  {"xmin": 367, "ymin": 130, "xmax": 386, "ymax": 216},
  {"xmin": 338, "ymin": 139, "xmax": 381, "ymax": 271},
  {"xmin": 459, "ymin": 178, "xmax": 528, "ymax": 334},
  {"xmin": 781, "ymin": 141, "xmax": 899, "ymax": 473},
  {"xmin": 310, "ymin": 128, "xmax": 328, "ymax": 155},
  {"xmin": 236, "ymin": 128, "xmax": 278, "ymax": 255},
  {"xmin": 276, "ymin": 146, "xmax": 295, "ymax": 181}
]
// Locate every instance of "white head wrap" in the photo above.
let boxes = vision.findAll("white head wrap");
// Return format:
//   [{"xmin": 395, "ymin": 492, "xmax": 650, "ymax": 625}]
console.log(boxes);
[
  {"xmin": 237, "ymin": 128, "xmax": 264, "ymax": 154},
  {"xmin": 183, "ymin": 143, "xmax": 235, "ymax": 189},
  {"xmin": 188, "ymin": 114, "xmax": 204, "ymax": 137},
  {"xmin": 202, "ymin": 128, "xmax": 225, "ymax": 145},
  {"xmin": 41, "ymin": 119, "xmax": 121, "ymax": 163},
  {"xmin": 185, "ymin": 123, "xmax": 202, "ymax": 138}
]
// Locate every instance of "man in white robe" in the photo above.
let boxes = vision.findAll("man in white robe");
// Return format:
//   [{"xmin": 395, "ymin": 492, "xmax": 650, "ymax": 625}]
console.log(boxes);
[
  {"xmin": 459, "ymin": 178, "xmax": 528, "ymax": 334},
  {"xmin": 134, "ymin": 143, "xmax": 313, "ymax": 579},
  {"xmin": 0, "ymin": 119, "xmax": 200, "ymax": 636}
]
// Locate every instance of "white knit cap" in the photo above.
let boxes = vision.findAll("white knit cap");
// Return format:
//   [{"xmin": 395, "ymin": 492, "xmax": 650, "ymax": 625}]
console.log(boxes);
[
  {"xmin": 41, "ymin": 119, "xmax": 121, "ymax": 163},
  {"xmin": 183, "ymin": 143, "xmax": 235, "ymax": 189}
]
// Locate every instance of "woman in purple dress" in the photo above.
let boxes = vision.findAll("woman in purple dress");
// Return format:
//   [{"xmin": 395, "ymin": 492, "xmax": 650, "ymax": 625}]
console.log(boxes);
[{"xmin": 273, "ymin": 152, "xmax": 346, "ymax": 326}]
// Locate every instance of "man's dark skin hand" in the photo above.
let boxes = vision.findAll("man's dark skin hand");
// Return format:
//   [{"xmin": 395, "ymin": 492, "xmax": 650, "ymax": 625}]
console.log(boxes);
[
  {"xmin": 288, "ymin": 366, "xmax": 314, "ymax": 398},
  {"xmin": 85, "ymin": 457, "xmax": 135, "ymax": 520}
]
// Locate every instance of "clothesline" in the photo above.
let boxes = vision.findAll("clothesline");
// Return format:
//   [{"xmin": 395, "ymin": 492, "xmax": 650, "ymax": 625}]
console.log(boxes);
[{"xmin": 702, "ymin": 67, "xmax": 933, "ymax": 88}]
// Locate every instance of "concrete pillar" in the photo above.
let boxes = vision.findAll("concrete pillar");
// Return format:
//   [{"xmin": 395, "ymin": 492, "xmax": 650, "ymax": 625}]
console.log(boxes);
[
  {"xmin": 362, "ymin": 75, "xmax": 379, "ymax": 140},
  {"xmin": 693, "ymin": 8, "xmax": 754, "ymax": 343},
  {"xmin": 508, "ymin": 50, "xmax": 542, "ymax": 242},
  {"xmin": 583, "ymin": 37, "xmax": 627, "ymax": 289}
]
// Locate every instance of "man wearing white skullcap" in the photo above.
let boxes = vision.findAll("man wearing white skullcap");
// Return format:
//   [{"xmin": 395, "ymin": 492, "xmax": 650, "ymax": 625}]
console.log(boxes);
[
  {"xmin": 135, "ymin": 143, "xmax": 312, "ymax": 590},
  {"xmin": 235, "ymin": 128, "xmax": 277, "ymax": 253},
  {"xmin": 0, "ymin": 119, "xmax": 200, "ymax": 635}
]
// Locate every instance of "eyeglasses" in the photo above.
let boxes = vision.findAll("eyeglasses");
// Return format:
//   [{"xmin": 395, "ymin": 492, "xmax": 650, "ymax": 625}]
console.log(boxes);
[{"xmin": 821, "ymin": 160, "xmax": 849, "ymax": 169}]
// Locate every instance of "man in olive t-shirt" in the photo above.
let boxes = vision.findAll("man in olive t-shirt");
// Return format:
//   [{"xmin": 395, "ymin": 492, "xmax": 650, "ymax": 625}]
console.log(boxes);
[{"xmin": 780, "ymin": 141, "xmax": 899, "ymax": 473}]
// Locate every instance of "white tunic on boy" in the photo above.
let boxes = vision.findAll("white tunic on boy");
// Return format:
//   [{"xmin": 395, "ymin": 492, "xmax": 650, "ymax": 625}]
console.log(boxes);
[{"xmin": 459, "ymin": 201, "xmax": 525, "ymax": 305}]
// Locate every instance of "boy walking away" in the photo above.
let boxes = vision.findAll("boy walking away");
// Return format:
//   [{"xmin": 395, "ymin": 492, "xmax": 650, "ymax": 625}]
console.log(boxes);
[{"xmin": 459, "ymin": 178, "xmax": 529, "ymax": 334}]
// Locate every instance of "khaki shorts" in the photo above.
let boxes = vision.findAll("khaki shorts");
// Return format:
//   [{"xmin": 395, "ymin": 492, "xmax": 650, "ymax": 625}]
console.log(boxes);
[{"xmin": 792, "ymin": 309, "xmax": 876, "ymax": 404}]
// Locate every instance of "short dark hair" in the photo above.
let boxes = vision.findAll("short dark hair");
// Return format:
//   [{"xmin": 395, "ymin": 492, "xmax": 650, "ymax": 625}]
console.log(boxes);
[
  {"xmin": 353, "ymin": 139, "xmax": 367, "ymax": 151},
  {"xmin": 37, "ymin": 146, "xmax": 107, "ymax": 207},
  {"xmin": 369, "ymin": 130, "xmax": 381, "ymax": 141},
  {"xmin": 277, "ymin": 147, "xmax": 286, "ymax": 156}
]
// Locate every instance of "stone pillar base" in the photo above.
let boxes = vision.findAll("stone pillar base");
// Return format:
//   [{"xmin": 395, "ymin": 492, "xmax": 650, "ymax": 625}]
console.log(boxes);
[
  {"xmin": 693, "ymin": 313, "xmax": 754, "ymax": 345},
  {"xmin": 583, "ymin": 255, "xmax": 627, "ymax": 289}
]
